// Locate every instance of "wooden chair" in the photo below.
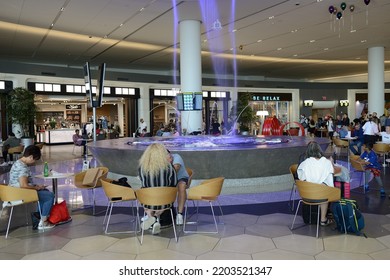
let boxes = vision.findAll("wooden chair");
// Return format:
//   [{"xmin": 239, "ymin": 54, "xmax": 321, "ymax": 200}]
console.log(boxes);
[
  {"xmin": 72, "ymin": 143, "xmax": 83, "ymax": 156},
  {"xmin": 333, "ymin": 138, "xmax": 349, "ymax": 162},
  {"xmin": 136, "ymin": 187, "xmax": 178, "ymax": 244},
  {"xmin": 350, "ymin": 158, "xmax": 367, "ymax": 194},
  {"xmin": 101, "ymin": 178, "xmax": 138, "ymax": 234},
  {"xmin": 73, "ymin": 167, "xmax": 109, "ymax": 215},
  {"xmin": 8, "ymin": 145, "xmax": 24, "ymax": 161},
  {"xmin": 373, "ymin": 142, "xmax": 390, "ymax": 168},
  {"xmin": 288, "ymin": 164, "xmax": 299, "ymax": 211},
  {"xmin": 186, "ymin": 167, "xmax": 194, "ymax": 187},
  {"xmin": 183, "ymin": 177, "xmax": 224, "ymax": 234},
  {"xmin": 35, "ymin": 143, "xmax": 44, "ymax": 162},
  {"xmin": 0, "ymin": 184, "xmax": 42, "ymax": 238},
  {"xmin": 291, "ymin": 180, "xmax": 346, "ymax": 238}
]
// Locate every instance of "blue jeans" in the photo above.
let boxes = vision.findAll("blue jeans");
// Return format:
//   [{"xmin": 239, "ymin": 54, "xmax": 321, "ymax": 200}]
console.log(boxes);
[
  {"xmin": 349, "ymin": 140, "xmax": 363, "ymax": 155},
  {"xmin": 37, "ymin": 190, "xmax": 55, "ymax": 217}
]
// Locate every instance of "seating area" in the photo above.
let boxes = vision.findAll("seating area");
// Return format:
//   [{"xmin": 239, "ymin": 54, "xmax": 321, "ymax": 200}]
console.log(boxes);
[{"xmin": 0, "ymin": 144, "xmax": 389, "ymax": 260}]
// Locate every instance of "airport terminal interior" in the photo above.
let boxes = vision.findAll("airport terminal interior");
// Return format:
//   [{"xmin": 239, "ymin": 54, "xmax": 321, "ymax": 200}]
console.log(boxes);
[{"xmin": 0, "ymin": 143, "xmax": 389, "ymax": 260}]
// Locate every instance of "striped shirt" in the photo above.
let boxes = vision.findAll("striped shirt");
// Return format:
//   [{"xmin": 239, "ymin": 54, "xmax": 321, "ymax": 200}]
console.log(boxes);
[{"xmin": 138, "ymin": 164, "xmax": 177, "ymax": 210}]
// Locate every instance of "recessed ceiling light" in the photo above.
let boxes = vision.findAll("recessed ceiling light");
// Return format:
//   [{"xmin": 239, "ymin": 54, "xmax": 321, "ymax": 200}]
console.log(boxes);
[
  {"xmin": 361, "ymin": 40, "xmax": 367, "ymax": 43},
  {"xmin": 324, "ymin": 48, "xmax": 329, "ymax": 51},
  {"xmin": 268, "ymin": 16, "xmax": 274, "ymax": 20},
  {"xmin": 356, "ymin": 57, "xmax": 361, "ymax": 60},
  {"xmin": 257, "ymin": 39, "xmax": 262, "ymax": 43},
  {"xmin": 310, "ymin": 40, "xmax": 316, "ymax": 43},
  {"xmin": 350, "ymin": 29, "xmax": 356, "ymax": 33},
  {"xmin": 232, "ymin": 29, "xmax": 237, "ymax": 32},
  {"xmin": 293, "ymin": 54, "xmax": 298, "ymax": 57},
  {"xmin": 277, "ymin": 47, "xmax": 282, "ymax": 51},
  {"xmin": 291, "ymin": 29, "xmax": 298, "ymax": 33}
]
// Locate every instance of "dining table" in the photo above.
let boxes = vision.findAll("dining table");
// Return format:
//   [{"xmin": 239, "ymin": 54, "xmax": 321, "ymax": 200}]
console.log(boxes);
[{"xmin": 35, "ymin": 172, "xmax": 74, "ymax": 204}]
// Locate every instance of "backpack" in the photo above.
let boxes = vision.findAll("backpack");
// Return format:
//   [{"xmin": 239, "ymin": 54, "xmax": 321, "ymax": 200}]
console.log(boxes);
[
  {"xmin": 331, "ymin": 199, "xmax": 364, "ymax": 235},
  {"xmin": 112, "ymin": 177, "xmax": 132, "ymax": 188}
]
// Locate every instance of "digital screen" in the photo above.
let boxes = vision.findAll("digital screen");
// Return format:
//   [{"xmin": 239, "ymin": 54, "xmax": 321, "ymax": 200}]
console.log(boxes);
[{"xmin": 176, "ymin": 92, "xmax": 203, "ymax": 111}]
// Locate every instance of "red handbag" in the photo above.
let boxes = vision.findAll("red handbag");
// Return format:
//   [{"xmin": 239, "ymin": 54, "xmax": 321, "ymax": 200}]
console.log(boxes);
[{"xmin": 48, "ymin": 200, "xmax": 72, "ymax": 224}]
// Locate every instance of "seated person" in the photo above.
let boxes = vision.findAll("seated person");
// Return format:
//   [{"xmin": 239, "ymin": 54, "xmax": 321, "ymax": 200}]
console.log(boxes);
[
  {"xmin": 297, "ymin": 141, "xmax": 339, "ymax": 226},
  {"xmin": 72, "ymin": 129, "xmax": 87, "ymax": 155},
  {"xmin": 168, "ymin": 150, "xmax": 189, "ymax": 225},
  {"xmin": 349, "ymin": 122, "xmax": 364, "ymax": 155},
  {"xmin": 379, "ymin": 125, "xmax": 390, "ymax": 143},
  {"xmin": 138, "ymin": 143, "xmax": 177, "ymax": 234},
  {"xmin": 8, "ymin": 145, "xmax": 55, "ymax": 230},
  {"xmin": 357, "ymin": 142, "xmax": 385, "ymax": 196},
  {"xmin": 1, "ymin": 132, "xmax": 20, "ymax": 166}
]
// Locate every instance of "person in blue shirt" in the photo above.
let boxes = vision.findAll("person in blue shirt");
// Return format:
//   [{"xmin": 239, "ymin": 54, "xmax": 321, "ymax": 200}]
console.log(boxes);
[
  {"xmin": 168, "ymin": 151, "xmax": 189, "ymax": 226},
  {"xmin": 349, "ymin": 122, "xmax": 364, "ymax": 155},
  {"xmin": 358, "ymin": 142, "xmax": 385, "ymax": 196}
]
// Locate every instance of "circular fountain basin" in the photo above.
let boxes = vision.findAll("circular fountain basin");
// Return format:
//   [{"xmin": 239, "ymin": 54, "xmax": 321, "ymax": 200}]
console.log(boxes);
[{"xmin": 88, "ymin": 135, "xmax": 330, "ymax": 180}]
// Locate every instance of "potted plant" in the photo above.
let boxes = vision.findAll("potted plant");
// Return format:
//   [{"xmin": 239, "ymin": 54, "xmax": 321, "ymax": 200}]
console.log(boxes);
[{"xmin": 6, "ymin": 87, "xmax": 37, "ymax": 146}]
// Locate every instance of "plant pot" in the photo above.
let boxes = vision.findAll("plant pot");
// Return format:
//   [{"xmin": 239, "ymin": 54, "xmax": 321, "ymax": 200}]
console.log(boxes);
[
  {"xmin": 20, "ymin": 138, "xmax": 34, "ymax": 148},
  {"xmin": 289, "ymin": 128, "xmax": 299, "ymax": 136}
]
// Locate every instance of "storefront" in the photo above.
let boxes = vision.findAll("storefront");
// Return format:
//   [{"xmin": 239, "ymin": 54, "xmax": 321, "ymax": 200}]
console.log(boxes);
[
  {"xmin": 28, "ymin": 81, "xmax": 140, "ymax": 143},
  {"xmin": 149, "ymin": 89, "xmax": 230, "ymax": 135},
  {"xmin": 0, "ymin": 80, "xmax": 13, "ymax": 140}
]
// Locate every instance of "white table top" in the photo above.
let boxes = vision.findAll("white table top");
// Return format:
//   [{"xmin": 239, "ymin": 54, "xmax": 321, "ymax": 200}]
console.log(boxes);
[{"xmin": 35, "ymin": 172, "xmax": 74, "ymax": 179}]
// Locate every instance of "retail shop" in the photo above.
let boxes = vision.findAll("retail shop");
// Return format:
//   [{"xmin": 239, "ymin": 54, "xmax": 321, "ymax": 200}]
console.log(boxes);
[{"xmin": 28, "ymin": 81, "xmax": 140, "ymax": 144}]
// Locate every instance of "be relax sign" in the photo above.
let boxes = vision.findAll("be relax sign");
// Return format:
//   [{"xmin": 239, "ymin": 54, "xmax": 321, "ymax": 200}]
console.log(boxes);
[{"xmin": 250, "ymin": 93, "xmax": 292, "ymax": 102}]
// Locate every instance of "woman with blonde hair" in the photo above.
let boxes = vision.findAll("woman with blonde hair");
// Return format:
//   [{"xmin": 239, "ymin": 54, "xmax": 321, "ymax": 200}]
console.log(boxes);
[{"xmin": 138, "ymin": 143, "xmax": 177, "ymax": 234}]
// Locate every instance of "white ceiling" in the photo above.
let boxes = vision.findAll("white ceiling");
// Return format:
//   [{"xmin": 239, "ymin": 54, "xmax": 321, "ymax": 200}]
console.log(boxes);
[{"xmin": 0, "ymin": 0, "xmax": 390, "ymax": 82}]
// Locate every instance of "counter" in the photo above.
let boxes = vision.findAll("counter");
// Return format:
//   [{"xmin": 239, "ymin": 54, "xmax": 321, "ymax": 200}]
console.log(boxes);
[{"xmin": 44, "ymin": 129, "xmax": 75, "ymax": 144}]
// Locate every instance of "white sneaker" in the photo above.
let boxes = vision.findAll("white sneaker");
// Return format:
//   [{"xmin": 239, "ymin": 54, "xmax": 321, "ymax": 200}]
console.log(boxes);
[
  {"xmin": 38, "ymin": 220, "xmax": 55, "ymax": 230},
  {"xmin": 176, "ymin": 213, "xmax": 184, "ymax": 225},
  {"xmin": 8, "ymin": 161, "xmax": 13, "ymax": 165},
  {"xmin": 0, "ymin": 162, "xmax": 8, "ymax": 167},
  {"xmin": 141, "ymin": 216, "xmax": 156, "ymax": 230},
  {"xmin": 152, "ymin": 221, "xmax": 161, "ymax": 234}
]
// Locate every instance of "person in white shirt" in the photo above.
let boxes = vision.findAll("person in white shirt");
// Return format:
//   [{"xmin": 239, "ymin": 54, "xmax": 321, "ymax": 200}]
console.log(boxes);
[
  {"xmin": 297, "ymin": 141, "xmax": 339, "ymax": 226},
  {"xmin": 362, "ymin": 114, "xmax": 379, "ymax": 145},
  {"xmin": 379, "ymin": 125, "xmax": 390, "ymax": 143},
  {"xmin": 137, "ymin": 118, "xmax": 147, "ymax": 136}
]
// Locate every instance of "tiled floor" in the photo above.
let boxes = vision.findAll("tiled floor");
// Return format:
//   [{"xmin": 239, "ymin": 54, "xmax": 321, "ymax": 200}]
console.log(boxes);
[{"xmin": 0, "ymin": 142, "xmax": 390, "ymax": 260}]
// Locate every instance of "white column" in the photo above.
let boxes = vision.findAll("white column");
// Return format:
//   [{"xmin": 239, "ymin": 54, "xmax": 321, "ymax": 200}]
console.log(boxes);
[
  {"xmin": 368, "ymin": 46, "xmax": 385, "ymax": 115},
  {"xmin": 138, "ymin": 85, "xmax": 150, "ymax": 132},
  {"xmin": 117, "ymin": 103, "xmax": 124, "ymax": 137},
  {"xmin": 180, "ymin": 20, "xmax": 203, "ymax": 133}
]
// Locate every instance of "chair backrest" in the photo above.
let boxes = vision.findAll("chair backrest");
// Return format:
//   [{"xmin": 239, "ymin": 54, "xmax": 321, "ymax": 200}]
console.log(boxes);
[
  {"xmin": 8, "ymin": 145, "xmax": 24, "ymax": 154},
  {"xmin": 333, "ymin": 138, "xmax": 348, "ymax": 147},
  {"xmin": 0, "ymin": 184, "xmax": 38, "ymax": 204},
  {"xmin": 101, "ymin": 178, "xmax": 136, "ymax": 201},
  {"xmin": 373, "ymin": 143, "xmax": 390, "ymax": 153},
  {"xmin": 188, "ymin": 177, "xmax": 224, "ymax": 201},
  {"xmin": 350, "ymin": 159, "xmax": 365, "ymax": 172},
  {"xmin": 295, "ymin": 180, "xmax": 341, "ymax": 204},
  {"xmin": 186, "ymin": 167, "xmax": 194, "ymax": 187},
  {"xmin": 136, "ymin": 187, "xmax": 177, "ymax": 207},
  {"xmin": 289, "ymin": 164, "xmax": 299, "ymax": 180},
  {"xmin": 74, "ymin": 166, "xmax": 109, "ymax": 188}
]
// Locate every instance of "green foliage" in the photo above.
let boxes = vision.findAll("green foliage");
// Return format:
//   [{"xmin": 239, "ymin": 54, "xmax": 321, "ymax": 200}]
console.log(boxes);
[
  {"xmin": 7, "ymin": 87, "xmax": 37, "ymax": 137},
  {"xmin": 229, "ymin": 92, "xmax": 254, "ymax": 132}
]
